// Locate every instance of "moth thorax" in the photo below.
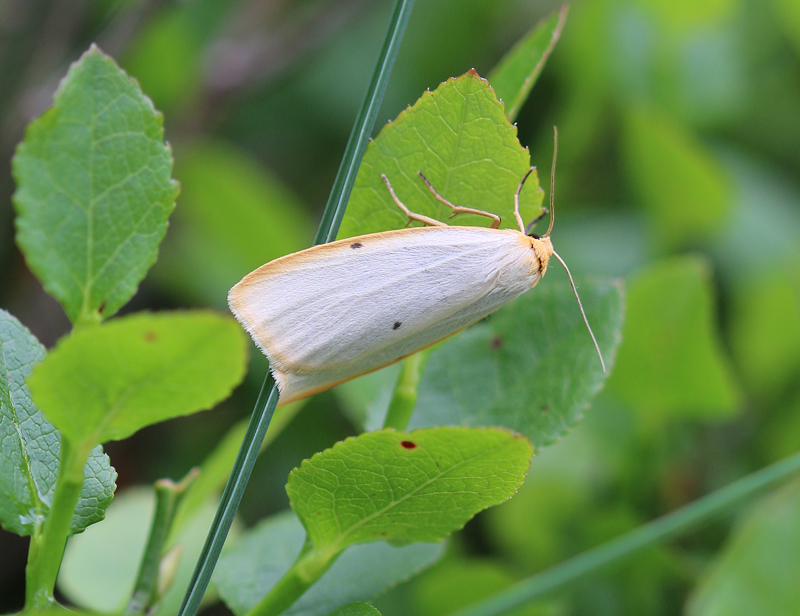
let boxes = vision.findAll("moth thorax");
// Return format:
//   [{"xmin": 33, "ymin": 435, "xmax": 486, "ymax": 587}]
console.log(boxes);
[{"xmin": 530, "ymin": 236, "xmax": 553, "ymax": 277}]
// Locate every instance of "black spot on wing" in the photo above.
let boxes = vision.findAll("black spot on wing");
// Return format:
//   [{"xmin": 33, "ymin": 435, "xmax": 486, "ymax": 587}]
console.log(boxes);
[
  {"xmin": 393, "ymin": 321, "xmax": 402, "ymax": 330},
  {"xmin": 351, "ymin": 242, "xmax": 363, "ymax": 249}
]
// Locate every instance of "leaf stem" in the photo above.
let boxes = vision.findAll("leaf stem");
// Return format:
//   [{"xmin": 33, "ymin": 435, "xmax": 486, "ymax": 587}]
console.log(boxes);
[
  {"xmin": 245, "ymin": 544, "xmax": 338, "ymax": 616},
  {"xmin": 176, "ymin": 2, "xmax": 415, "ymax": 615},
  {"xmin": 25, "ymin": 439, "xmax": 90, "ymax": 609},
  {"xmin": 125, "ymin": 470, "xmax": 199, "ymax": 615},
  {"xmin": 449, "ymin": 450, "xmax": 800, "ymax": 616},
  {"xmin": 383, "ymin": 352, "xmax": 427, "ymax": 430}
]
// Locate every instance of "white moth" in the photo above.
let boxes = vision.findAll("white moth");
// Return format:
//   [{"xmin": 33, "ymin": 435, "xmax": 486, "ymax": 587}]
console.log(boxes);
[{"xmin": 229, "ymin": 130, "xmax": 604, "ymax": 406}]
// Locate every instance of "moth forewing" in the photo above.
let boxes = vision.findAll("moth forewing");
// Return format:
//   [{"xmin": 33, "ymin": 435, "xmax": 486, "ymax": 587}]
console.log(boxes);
[{"xmin": 228, "ymin": 227, "xmax": 551, "ymax": 405}]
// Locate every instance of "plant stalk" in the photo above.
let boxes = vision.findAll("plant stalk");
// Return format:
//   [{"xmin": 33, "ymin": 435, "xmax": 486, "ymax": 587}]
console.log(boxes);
[
  {"xmin": 449, "ymin": 450, "xmax": 800, "ymax": 616},
  {"xmin": 25, "ymin": 439, "xmax": 90, "ymax": 609},
  {"xmin": 383, "ymin": 351, "xmax": 427, "ymax": 430},
  {"xmin": 125, "ymin": 470, "xmax": 199, "ymax": 614},
  {"xmin": 246, "ymin": 545, "xmax": 339, "ymax": 616}
]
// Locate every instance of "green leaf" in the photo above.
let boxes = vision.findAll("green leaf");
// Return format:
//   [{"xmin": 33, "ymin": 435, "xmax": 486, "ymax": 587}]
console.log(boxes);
[
  {"xmin": 328, "ymin": 603, "xmax": 381, "ymax": 616},
  {"xmin": 0, "ymin": 309, "xmax": 116, "ymax": 537},
  {"xmin": 413, "ymin": 559, "xmax": 555, "ymax": 616},
  {"xmin": 288, "ymin": 427, "xmax": 532, "ymax": 553},
  {"xmin": 27, "ymin": 311, "xmax": 247, "ymax": 446},
  {"xmin": 621, "ymin": 108, "xmax": 730, "ymax": 248},
  {"xmin": 487, "ymin": 5, "xmax": 568, "ymax": 123},
  {"xmin": 213, "ymin": 510, "xmax": 445, "ymax": 616},
  {"xmin": 59, "ymin": 486, "xmax": 231, "ymax": 615},
  {"xmin": 686, "ymin": 479, "xmax": 800, "ymax": 616},
  {"xmin": 409, "ymin": 279, "xmax": 624, "ymax": 449},
  {"xmin": 607, "ymin": 257, "xmax": 740, "ymax": 422},
  {"xmin": 152, "ymin": 140, "xmax": 312, "ymax": 307},
  {"xmin": 337, "ymin": 70, "xmax": 543, "ymax": 239},
  {"xmin": 773, "ymin": 0, "xmax": 800, "ymax": 56},
  {"xmin": 12, "ymin": 44, "xmax": 180, "ymax": 324},
  {"xmin": 729, "ymin": 261, "xmax": 800, "ymax": 398}
]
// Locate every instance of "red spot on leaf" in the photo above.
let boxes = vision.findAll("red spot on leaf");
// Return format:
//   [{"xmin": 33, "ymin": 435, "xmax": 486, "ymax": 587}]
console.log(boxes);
[{"xmin": 401, "ymin": 441, "xmax": 417, "ymax": 449}]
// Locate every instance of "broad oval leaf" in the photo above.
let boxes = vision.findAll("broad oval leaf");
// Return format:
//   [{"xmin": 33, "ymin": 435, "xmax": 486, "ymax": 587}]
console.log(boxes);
[
  {"xmin": 488, "ymin": 4, "xmax": 568, "ymax": 123},
  {"xmin": 213, "ymin": 510, "xmax": 444, "ymax": 616},
  {"xmin": 607, "ymin": 257, "xmax": 740, "ymax": 422},
  {"xmin": 12, "ymin": 44, "xmax": 179, "ymax": 324},
  {"xmin": 338, "ymin": 70, "xmax": 544, "ymax": 239},
  {"xmin": 686, "ymin": 480, "xmax": 800, "ymax": 616},
  {"xmin": 409, "ymin": 279, "xmax": 624, "ymax": 449},
  {"xmin": 622, "ymin": 108, "xmax": 730, "ymax": 249},
  {"xmin": 0, "ymin": 309, "xmax": 116, "ymax": 537},
  {"xmin": 328, "ymin": 604, "xmax": 381, "ymax": 616},
  {"xmin": 27, "ymin": 311, "xmax": 247, "ymax": 446},
  {"xmin": 287, "ymin": 427, "xmax": 532, "ymax": 553}
]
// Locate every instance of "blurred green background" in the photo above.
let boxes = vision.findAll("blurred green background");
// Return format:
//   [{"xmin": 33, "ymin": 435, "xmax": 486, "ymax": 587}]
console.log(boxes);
[{"xmin": 2, "ymin": 0, "xmax": 800, "ymax": 614}]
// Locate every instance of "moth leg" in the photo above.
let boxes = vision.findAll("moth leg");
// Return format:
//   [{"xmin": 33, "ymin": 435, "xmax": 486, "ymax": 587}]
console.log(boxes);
[
  {"xmin": 382, "ymin": 174, "xmax": 445, "ymax": 227},
  {"xmin": 525, "ymin": 205, "xmax": 550, "ymax": 235},
  {"xmin": 418, "ymin": 171, "xmax": 501, "ymax": 229},
  {"xmin": 514, "ymin": 167, "xmax": 536, "ymax": 234}
]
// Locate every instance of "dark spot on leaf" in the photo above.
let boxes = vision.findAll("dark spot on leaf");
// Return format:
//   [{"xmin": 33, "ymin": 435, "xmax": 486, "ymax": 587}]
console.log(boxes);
[
  {"xmin": 316, "ymin": 511, "xmax": 322, "ymax": 515},
  {"xmin": 144, "ymin": 331, "xmax": 158, "ymax": 342},
  {"xmin": 401, "ymin": 441, "xmax": 416, "ymax": 449},
  {"xmin": 540, "ymin": 404, "xmax": 549, "ymax": 413},
  {"xmin": 98, "ymin": 302, "xmax": 107, "ymax": 313},
  {"xmin": 393, "ymin": 321, "xmax": 402, "ymax": 330},
  {"xmin": 490, "ymin": 336, "xmax": 503, "ymax": 350},
  {"xmin": 381, "ymin": 532, "xmax": 387, "ymax": 536},
  {"xmin": 351, "ymin": 242, "xmax": 363, "ymax": 249}
]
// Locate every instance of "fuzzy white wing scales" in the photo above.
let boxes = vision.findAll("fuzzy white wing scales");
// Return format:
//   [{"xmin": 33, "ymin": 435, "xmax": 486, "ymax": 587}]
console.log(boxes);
[{"xmin": 229, "ymin": 227, "xmax": 539, "ymax": 403}]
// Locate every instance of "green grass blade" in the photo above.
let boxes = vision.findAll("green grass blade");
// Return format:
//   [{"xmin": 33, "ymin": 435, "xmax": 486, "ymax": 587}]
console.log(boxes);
[
  {"xmin": 449, "ymin": 450, "xmax": 800, "ymax": 616},
  {"xmin": 176, "ymin": 2, "xmax": 415, "ymax": 615},
  {"xmin": 314, "ymin": 0, "xmax": 415, "ymax": 245}
]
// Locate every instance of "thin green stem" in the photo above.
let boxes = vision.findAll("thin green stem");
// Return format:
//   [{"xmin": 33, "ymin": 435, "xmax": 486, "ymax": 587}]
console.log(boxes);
[
  {"xmin": 125, "ymin": 469, "xmax": 199, "ymax": 615},
  {"xmin": 245, "ymin": 544, "xmax": 339, "ymax": 616},
  {"xmin": 449, "ymin": 450, "xmax": 800, "ymax": 616},
  {"xmin": 383, "ymin": 352, "xmax": 427, "ymax": 431},
  {"xmin": 25, "ymin": 439, "xmax": 91, "ymax": 609},
  {"xmin": 176, "ymin": 3, "xmax": 415, "ymax": 615}
]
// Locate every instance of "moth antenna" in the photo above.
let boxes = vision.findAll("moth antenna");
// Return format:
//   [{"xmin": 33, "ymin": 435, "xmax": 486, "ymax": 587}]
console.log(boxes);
[
  {"xmin": 545, "ymin": 126, "xmax": 557, "ymax": 238},
  {"xmin": 514, "ymin": 167, "xmax": 535, "ymax": 234},
  {"xmin": 552, "ymin": 250, "xmax": 606, "ymax": 373}
]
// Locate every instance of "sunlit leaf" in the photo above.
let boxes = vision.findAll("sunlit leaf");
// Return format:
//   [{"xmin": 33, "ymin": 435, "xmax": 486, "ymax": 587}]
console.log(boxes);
[
  {"xmin": 12, "ymin": 45, "xmax": 179, "ymax": 324},
  {"xmin": 0, "ymin": 309, "xmax": 115, "ymax": 538},
  {"xmin": 328, "ymin": 604, "xmax": 381, "ymax": 616},
  {"xmin": 288, "ymin": 428, "xmax": 532, "ymax": 551},
  {"xmin": 27, "ymin": 311, "xmax": 247, "ymax": 446},
  {"xmin": 338, "ymin": 70, "xmax": 543, "ymax": 238}
]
